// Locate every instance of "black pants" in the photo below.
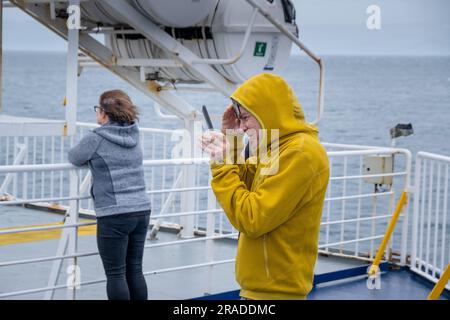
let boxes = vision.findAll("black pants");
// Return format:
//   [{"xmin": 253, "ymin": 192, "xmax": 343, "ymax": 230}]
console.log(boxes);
[{"xmin": 96, "ymin": 210, "xmax": 150, "ymax": 300}]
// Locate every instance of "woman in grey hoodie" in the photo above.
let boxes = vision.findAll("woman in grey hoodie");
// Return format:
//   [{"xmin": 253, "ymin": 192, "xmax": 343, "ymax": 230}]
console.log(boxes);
[{"xmin": 68, "ymin": 90, "xmax": 151, "ymax": 300}]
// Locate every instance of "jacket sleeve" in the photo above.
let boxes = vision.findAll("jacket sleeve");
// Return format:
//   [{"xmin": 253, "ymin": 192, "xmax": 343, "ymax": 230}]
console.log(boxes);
[
  {"xmin": 237, "ymin": 161, "xmax": 257, "ymax": 190},
  {"xmin": 211, "ymin": 148, "xmax": 315, "ymax": 238},
  {"xmin": 68, "ymin": 132, "xmax": 101, "ymax": 167},
  {"xmin": 224, "ymin": 132, "xmax": 256, "ymax": 189}
]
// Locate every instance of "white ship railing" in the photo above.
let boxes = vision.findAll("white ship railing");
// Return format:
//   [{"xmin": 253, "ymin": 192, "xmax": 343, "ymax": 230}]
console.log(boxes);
[
  {"xmin": 321, "ymin": 144, "xmax": 412, "ymax": 265},
  {"xmin": 0, "ymin": 143, "xmax": 413, "ymax": 299},
  {"xmin": 0, "ymin": 158, "xmax": 236, "ymax": 299},
  {"xmin": 411, "ymin": 152, "xmax": 450, "ymax": 290}
]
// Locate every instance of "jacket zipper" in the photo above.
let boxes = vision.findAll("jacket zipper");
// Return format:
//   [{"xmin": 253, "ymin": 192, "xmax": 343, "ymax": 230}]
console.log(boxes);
[
  {"xmin": 253, "ymin": 162, "xmax": 270, "ymax": 279},
  {"xmin": 263, "ymin": 234, "xmax": 270, "ymax": 279}
]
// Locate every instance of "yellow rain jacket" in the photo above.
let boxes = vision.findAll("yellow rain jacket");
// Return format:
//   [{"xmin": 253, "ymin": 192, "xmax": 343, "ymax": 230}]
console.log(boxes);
[{"xmin": 211, "ymin": 73, "xmax": 329, "ymax": 300}]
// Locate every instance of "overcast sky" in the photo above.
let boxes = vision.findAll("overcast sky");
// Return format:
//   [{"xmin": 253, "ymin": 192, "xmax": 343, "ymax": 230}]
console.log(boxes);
[{"xmin": 2, "ymin": 0, "xmax": 450, "ymax": 55}]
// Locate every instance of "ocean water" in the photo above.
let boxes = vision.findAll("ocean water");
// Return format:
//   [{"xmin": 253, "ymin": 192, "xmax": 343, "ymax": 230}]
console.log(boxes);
[
  {"xmin": 2, "ymin": 52, "xmax": 450, "ymax": 156},
  {"xmin": 1, "ymin": 52, "xmax": 450, "ymax": 258}
]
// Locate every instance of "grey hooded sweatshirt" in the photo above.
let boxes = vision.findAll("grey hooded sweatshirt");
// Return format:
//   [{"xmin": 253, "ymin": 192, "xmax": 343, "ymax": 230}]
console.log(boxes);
[{"xmin": 68, "ymin": 121, "xmax": 151, "ymax": 217}]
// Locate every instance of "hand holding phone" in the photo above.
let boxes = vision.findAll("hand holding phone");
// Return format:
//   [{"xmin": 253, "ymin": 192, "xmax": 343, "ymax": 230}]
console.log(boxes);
[{"xmin": 221, "ymin": 105, "xmax": 241, "ymax": 135}]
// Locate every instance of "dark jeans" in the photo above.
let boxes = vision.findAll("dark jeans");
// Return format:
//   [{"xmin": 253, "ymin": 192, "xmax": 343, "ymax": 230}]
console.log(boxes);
[{"xmin": 96, "ymin": 210, "xmax": 150, "ymax": 300}]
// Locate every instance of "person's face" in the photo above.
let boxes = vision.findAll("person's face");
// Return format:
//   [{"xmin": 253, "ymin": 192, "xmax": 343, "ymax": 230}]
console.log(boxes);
[
  {"xmin": 95, "ymin": 106, "xmax": 108, "ymax": 125},
  {"xmin": 238, "ymin": 107, "xmax": 261, "ymax": 150}
]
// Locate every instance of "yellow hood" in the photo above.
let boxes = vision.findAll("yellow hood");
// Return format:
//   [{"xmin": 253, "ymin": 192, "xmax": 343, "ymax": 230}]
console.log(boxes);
[{"xmin": 230, "ymin": 73, "xmax": 318, "ymax": 143}]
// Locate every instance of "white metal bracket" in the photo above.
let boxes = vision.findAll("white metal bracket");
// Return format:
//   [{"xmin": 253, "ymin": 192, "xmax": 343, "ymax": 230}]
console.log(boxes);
[
  {"xmin": 100, "ymin": 0, "xmax": 236, "ymax": 97},
  {"xmin": 9, "ymin": 0, "xmax": 198, "ymax": 120}
]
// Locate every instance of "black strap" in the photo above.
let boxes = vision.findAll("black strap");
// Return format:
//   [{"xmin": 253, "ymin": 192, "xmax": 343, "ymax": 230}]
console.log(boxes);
[
  {"xmin": 244, "ymin": 143, "xmax": 250, "ymax": 160},
  {"xmin": 280, "ymin": 0, "xmax": 296, "ymax": 23}
]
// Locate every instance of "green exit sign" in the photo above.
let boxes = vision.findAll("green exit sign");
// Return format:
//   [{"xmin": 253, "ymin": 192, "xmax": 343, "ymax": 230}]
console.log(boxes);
[{"xmin": 254, "ymin": 42, "xmax": 267, "ymax": 57}]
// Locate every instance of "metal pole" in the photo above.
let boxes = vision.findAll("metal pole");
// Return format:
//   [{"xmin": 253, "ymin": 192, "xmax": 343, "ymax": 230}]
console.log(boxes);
[
  {"xmin": 427, "ymin": 263, "xmax": 450, "ymax": 300},
  {"xmin": 66, "ymin": 169, "xmax": 80, "ymax": 300},
  {"xmin": 179, "ymin": 115, "xmax": 202, "ymax": 238},
  {"xmin": 64, "ymin": 0, "xmax": 80, "ymax": 136},
  {"xmin": 204, "ymin": 170, "xmax": 217, "ymax": 295},
  {"xmin": 65, "ymin": 1, "xmax": 81, "ymax": 299},
  {"xmin": 0, "ymin": 0, "xmax": 3, "ymax": 113},
  {"xmin": 368, "ymin": 191, "xmax": 408, "ymax": 276}
]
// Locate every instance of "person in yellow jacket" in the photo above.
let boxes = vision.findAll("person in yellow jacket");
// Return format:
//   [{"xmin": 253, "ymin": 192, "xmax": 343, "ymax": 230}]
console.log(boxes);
[{"xmin": 200, "ymin": 73, "xmax": 329, "ymax": 300}]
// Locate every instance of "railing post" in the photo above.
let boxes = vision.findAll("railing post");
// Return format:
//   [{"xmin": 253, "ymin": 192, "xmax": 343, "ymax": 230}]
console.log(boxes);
[
  {"xmin": 386, "ymin": 190, "xmax": 395, "ymax": 261},
  {"xmin": 400, "ymin": 150, "xmax": 413, "ymax": 266},
  {"xmin": 369, "ymin": 191, "xmax": 408, "ymax": 276},
  {"xmin": 43, "ymin": 167, "xmax": 80, "ymax": 300},
  {"xmin": 64, "ymin": 0, "xmax": 80, "ymax": 136},
  {"xmin": 179, "ymin": 114, "xmax": 201, "ymax": 238},
  {"xmin": 66, "ymin": 169, "xmax": 80, "ymax": 299},
  {"xmin": 65, "ymin": 1, "xmax": 80, "ymax": 298},
  {"xmin": 0, "ymin": 0, "xmax": 3, "ymax": 114},
  {"xmin": 43, "ymin": 0, "xmax": 81, "ymax": 298},
  {"xmin": 204, "ymin": 170, "xmax": 216, "ymax": 295}
]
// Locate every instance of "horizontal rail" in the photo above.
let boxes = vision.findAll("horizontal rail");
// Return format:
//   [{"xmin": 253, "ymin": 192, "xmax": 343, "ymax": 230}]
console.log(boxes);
[
  {"xmin": 330, "ymin": 172, "xmax": 407, "ymax": 181},
  {"xmin": 0, "ymin": 148, "xmax": 407, "ymax": 174},
  {"xmin": 327, "ymin": 149, "xmax": 402, "ymax": 157},
  {"xmin": 0, "ymin": 221, "xmax": 96, "ymax": 235},
  {"xmin": 319, "ymin": 235, "xmax": 385, "ymax": 249},
  {"xmin": 323, "ymin": 142, "xmax": 394, "ymax": 151},
  {"xmin": 151, "ymin": 209, "xmax": 224, "ymax": 219},
  {"xmin": 0, "ymin": 233, "xmax": 239, "ymax": 268},
  {"xmin": 0, "ymin": 209, "xmax": 226, "ymax": 235},
  {"xmin": 147, "ymin": 186, "xmax": 211, "ymax": 195},
  {"xmin": 0, "ymin": 195, "xmax": 90, "ymax": 206},
  {"xmin": 325, "ymin": 191, "xmax": 394, "ymax": 202},
  {"xmin": 417, "ymin": 151, "xmax": 450, "ymax": 163},
  {"xmin": 0, "ymin": 158, "xmax": 210, "ymax": 173},
  {"xmin": 0, "ymin": 172, "xmax": 404, "ymax": 206},
  {"xmin": 0, "ymin": 258, "xmax": 236, "ymax": 299},
  {"xmin": 0, "ymin": 190, "xmax": 394, "ymax": 235},
  {"xmin": 76, "ymin": 122, "xmax": 181, "ymax": 135},
  {"xmin": 0, "ymin": 186, "xmax": 212, "ymax": 206},
  {"xmin": 0, "ymin": 163, "xmax": 74, "ymax": 173},
  {"xmin": 320, "ymin": 214, "xmax": 392, "ymax": 226}
]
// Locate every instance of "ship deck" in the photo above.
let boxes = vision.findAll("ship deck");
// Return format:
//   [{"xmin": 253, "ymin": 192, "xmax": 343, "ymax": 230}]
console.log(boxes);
[{"xmin": 1, "ymin": 207, "xmax": 448, "ymax": 300}]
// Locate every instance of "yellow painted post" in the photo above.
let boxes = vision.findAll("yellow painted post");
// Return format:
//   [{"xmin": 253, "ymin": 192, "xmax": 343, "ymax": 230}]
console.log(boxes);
[
  {"xmin": 368, "ymin": 191, "xmax": 408, "ymax": 276},
  {"xmin": 427, "ymin": 264, "xmax": 450, "ymax": 300}
]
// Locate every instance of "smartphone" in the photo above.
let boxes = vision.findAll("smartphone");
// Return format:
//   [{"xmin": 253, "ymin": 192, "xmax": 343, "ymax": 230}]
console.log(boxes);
[
  {"xmin": 202, "ymin": 105, "xmax": 214, "ymax": 130},
  {"xmin": 231, "ymin": 99, "xmax": 242, "ymax": 119}
]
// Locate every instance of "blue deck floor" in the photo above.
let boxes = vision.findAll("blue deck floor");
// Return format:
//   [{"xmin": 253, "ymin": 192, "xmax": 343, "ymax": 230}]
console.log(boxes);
[
  {"xmin": 1, "ymin": 208, "xmax": 449, "ymax": 300},
  {"xmin": 198, "ymin": 266, "xmax": 450, "ymax": 300},
  {"xmin": 308, "ymin": 268, "xmax": 449, "ymax": 300}
]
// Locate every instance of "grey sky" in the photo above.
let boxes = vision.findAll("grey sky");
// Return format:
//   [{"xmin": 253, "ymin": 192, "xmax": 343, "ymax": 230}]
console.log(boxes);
[{"xmin": 2, "ymin": 0, "xmax": 450, "ymax": 55}]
